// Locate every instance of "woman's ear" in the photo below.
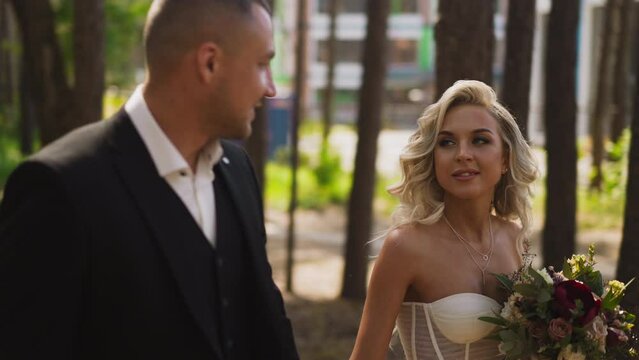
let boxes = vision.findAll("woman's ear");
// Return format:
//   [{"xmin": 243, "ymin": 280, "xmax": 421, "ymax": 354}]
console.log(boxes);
[{"xmin": 502, "ymin": 150, "xmax": 509, "ymax": 175}]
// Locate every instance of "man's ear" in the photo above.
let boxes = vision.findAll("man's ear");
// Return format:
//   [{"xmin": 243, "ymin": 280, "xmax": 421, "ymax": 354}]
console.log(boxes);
[{"xmin": 197, "ymin": 42, "xmax": 219, "ymax": 82}]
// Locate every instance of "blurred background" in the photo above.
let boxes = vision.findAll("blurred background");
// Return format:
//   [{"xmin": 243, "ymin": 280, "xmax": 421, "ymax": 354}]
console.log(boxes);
[{"xmin": 1, "ymin": 0, "xmax": 638, "ymax": 358}]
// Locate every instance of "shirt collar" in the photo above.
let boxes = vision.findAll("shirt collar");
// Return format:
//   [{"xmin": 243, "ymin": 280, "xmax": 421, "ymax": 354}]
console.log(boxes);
[{"xmin": 124, "ymin": 85, "xmax": 223, "ymax": 177}]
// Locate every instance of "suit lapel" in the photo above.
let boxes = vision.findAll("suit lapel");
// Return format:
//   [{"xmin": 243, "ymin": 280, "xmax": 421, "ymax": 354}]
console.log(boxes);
[
  {"xmin": 107, "ymin": 113, "xmax": 224, "ymax": 358},
  {"xmin": 215, "ymin": 146, "xmax": 265, "ymax": 263},
  {"xmin": 215, "ymin": 144, "xmax": 281, "ymax": 306},
  {"xmin": 216, "ymin": 145, "xmax": 295, "ymax": 354}
]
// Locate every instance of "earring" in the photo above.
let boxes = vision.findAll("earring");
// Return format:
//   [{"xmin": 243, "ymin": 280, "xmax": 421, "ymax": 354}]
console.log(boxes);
[{"xmin": 502, "ymin": 168, "xmax": 508, "ymax": 175}]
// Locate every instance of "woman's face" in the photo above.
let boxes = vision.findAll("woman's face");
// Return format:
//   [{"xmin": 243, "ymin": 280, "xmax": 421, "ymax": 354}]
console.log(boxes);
[{"xmin": 434, "ymin": 105, "xmax": 507, "ymax": 202}]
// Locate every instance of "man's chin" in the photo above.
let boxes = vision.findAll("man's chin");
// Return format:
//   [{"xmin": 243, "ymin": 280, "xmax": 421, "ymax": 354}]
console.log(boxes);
[
  {"xmin": 235, "ymin": 122, "xmax": 253, "ymax": 140},
  {"xmin": 243, "ymin": 125, "xmax": 253, "ymax": 139}
]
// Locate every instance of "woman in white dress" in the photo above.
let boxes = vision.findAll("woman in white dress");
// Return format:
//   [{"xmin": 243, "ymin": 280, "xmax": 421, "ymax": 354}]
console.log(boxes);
[{"xmin": 349, "ymin": 80, "xmax": 539, "ymax": 360}]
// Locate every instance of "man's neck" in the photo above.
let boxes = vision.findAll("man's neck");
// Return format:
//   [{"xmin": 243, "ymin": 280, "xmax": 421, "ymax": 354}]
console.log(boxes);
[{"xmin": 143, "ymin": 83, "xmax": 212, "ymax": 171}]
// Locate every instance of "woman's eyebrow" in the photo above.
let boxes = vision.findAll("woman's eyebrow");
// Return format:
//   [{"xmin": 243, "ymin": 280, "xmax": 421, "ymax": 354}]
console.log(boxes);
[
  {"xmin": 437, "ymin": 128, "xmax": 495, "ymax": 136},
  {"xmin": 473, "ymin": 128, "xmax": 495, "ymax": 134}
]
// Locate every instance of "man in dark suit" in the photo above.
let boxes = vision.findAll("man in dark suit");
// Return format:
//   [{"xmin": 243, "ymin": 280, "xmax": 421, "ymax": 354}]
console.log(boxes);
[{"xmin": 0, "ymin": 0, "xmax": 298, "ymax": 358}]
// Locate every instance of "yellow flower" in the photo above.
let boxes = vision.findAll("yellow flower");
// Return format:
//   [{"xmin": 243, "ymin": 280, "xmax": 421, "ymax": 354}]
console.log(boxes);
[
  {"xmin": 607, "ymin": 280, "xmax": 626, "ymax": 298},
  {"xmin": 567, "ymin": 254, "xmax": 587, "ymax": 274},
  {"xmin": 557, "ymin": 345, "xmax": 586, "ymax": 360}
]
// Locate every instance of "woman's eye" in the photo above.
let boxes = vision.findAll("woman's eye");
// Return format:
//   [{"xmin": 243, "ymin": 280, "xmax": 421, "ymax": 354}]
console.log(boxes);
[
  {"xmin": 438, "ymin": 139, "xmax": 455, "ymax": 147},
  {"xmin": 473, "ymin": 137, "xmax": 490, "ymax": 145}
]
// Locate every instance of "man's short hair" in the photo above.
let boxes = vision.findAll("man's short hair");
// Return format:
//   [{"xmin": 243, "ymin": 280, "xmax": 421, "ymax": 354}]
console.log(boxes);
[{"xmin": 144, "ymin": 0, "xmax": 271, "ymax": 76}]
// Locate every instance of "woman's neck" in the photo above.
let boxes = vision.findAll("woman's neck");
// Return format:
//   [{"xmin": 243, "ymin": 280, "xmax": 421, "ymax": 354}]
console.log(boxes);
[{"xmin": 442, "ymin": 197, "xmax": 493, "ymax": 244}]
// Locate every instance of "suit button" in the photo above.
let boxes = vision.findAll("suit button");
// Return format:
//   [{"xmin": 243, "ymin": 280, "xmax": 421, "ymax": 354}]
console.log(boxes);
[
  {"xmin": 222, "ymin": 298, "xmax": 229, "ymax": 308},
  {"xmin": 217, "ymin": 258, "xmax": 224, "ymax": 268},
  {"xmin": 227, "ymin": 339, "xmax": 234, "ymax": 349}
]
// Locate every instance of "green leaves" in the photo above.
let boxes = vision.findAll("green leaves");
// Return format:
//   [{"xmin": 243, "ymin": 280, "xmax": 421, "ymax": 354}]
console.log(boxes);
[
  {"xmin": 528, "ymin": 267, "xmax": 549, "ymax": 285},
  {"xmin": 579, "ymin": 270, "xmax": 604, "ymax": 297},
  {"xmin": 497, "ymin": 327, "xmax": 531, "ymax": 359},
  {"xmin": 479, "ymin": 316, "xmax": 508, "ymax": 326},
  {"xmin": 537, "ymin": 289, "xmax": 552, "ymax": 303},
  {"xmin": 494, "ymin": 273, "xmax": 514, "ymax": 292},
  {"xmin": 514, "ymin": 283, "xmax": 538, "ymax": 297}
]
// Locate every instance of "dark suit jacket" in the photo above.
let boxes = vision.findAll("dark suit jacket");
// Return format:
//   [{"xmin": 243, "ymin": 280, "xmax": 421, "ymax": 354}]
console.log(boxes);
[{"xmin": 0, "ymin": 110, "xmax": 298, "ymax": 359}]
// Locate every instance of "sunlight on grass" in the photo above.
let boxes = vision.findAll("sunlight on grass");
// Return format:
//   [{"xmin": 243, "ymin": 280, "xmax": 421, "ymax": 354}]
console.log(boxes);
[
  {"xmin": 531, "ymin": 132, "xmax": 629, "ymax": 231},
  {"xmin": 0, "ymin": 134, "xmax": 23, "ymax": 190},
  {"xmin": 103, "ymin": 87, "xmax": 131, "ymax": 118}
]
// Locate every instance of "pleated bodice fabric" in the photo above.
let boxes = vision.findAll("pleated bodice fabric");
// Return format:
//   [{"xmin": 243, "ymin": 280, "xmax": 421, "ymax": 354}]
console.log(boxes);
[{"xmin": 396, "ymin": 293, "xmax": 503, "ymax": 360}]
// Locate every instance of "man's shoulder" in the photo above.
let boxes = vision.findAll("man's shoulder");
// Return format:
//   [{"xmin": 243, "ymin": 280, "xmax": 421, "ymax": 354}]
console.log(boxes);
[
  {"xmin": 219, "ymin": 139, "xmax": 253, "ymax": 170},
  {"xmin": 220, "ymin": 139, "xmax": 246, "ymax": 158},
  {"xmin": 32, "ymin": 111, "xmax": 127, "ymax": 171}
]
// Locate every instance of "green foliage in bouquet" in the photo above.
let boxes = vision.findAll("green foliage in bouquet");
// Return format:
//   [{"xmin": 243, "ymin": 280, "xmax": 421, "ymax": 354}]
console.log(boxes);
[{"xmin": 480, "ymin": 245, "xmax": 636, "ymax": 360}]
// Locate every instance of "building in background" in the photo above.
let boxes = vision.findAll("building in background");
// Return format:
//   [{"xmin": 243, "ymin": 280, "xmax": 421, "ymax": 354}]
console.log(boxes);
[{"xmin": 272, "ymin": 0, "xmax": 622, "ymax": 145}]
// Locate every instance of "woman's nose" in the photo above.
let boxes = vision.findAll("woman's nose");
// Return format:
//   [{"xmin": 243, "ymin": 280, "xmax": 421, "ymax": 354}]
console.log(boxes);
[{"xmin": 455, "ymin": 143, "xmax": 472, "ymax": 161}]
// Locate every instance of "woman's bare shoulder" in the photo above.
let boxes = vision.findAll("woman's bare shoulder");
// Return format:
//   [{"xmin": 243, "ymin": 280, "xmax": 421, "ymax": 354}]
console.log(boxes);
[
  {"xmin": 495, "ymin": 217, "xmax": 525, "ymax": 262},
  {"xmin": 381, "ymin": 223, "xmax": 440, "ymax": 260},
  {"xmin": 494, "ymin": 217, "xmax": 522, "ymax": 238}
]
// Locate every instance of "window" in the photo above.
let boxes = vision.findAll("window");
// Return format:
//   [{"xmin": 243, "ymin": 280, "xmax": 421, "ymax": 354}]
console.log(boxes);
[
  {"xmin": 389, "ymin": 39, "xmax": 418, "ymax": 65},
  {"xmin": 390, "ymin": 0, "xmax": 418, "ymax": 13},
  {"xmin": 317, "ymin": 0, "xmax": 366, "ymax": 13},
  {"xmin": 317, "ymin": 40, "xmax": 363, "ymax": 63}
]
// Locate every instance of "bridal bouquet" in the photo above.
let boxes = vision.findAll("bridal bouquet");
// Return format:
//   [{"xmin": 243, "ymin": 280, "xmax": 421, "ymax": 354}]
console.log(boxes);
[{"xmin": 480, "ymin": 245, "xmax": 637, "ymax": 359}]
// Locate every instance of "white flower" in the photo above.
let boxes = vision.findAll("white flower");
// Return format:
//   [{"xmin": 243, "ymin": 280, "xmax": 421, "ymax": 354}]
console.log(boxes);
[
  {"xmin": 536, "ymin": 268, "xmax": 554, "ymax": 285},
  {"xmin": 500, "ymin": 303, "xmax": 514, "ymax": 321},
  {"xmin": 498, "ymin": 342, "xmax": 507, "ymax": 355},
  {"xmin": 585, "ymin": 315, "xmax": 608, "ymax": 353},
  {"xmin": 500, "ymin": 293, "xmax": 525, "ymax": 322},
  {"xmin": 557, "ymin": 345, "xmax": 586, "ymax": 360}
]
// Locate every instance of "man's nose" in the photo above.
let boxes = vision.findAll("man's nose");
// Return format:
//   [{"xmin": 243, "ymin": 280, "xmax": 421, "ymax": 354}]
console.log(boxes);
[{"xmin": 264, "ymin": 67, "xmax": 276, "ymax": 98}]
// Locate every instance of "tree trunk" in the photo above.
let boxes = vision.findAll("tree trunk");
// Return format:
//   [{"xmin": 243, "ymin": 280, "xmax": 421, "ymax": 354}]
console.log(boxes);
[
  {"xmin": 9, "ymin": 0, "xmax": 73, "ymax": 145},
  {"xmin": 285, "ymin": 0, "xmax": 308, "ymax": 293},
  {"xmin": 615, "ymin": 3, "xmax": 639, "ymax": 309},
  {"xmin": 435, "ymin": 0, "xmax": 494, "ymax": 98},
  {"xmin": 19, "ymin": 64, "xmax": 34, "ymax": 155},
  {"xmin": 610, "ymin": 0, "xmax": 633, "ymax": 144},
  {"xmin": 341, "ymin": 0, "xmax": 391, "ymax": 301},
  {"xmin": 501, "ymin": 0, "xmax": 535, "ymax": 140},
  {"xmin": 590, "ymin": 0, "xmax": 623, "ymax": 190},
  {"xmin": 542, "ymin": 0, "xmax": 581, "ymax": 269},
  {"xmin": 321, "ymin": 0, "xmax": 338, "ymax": 145},
  {"xmin": 0, "ymin": 0, "xmax": 12, "ymax": 106},
  {"xmin": 73, "ymin": 0, "xmax": 105, "ymax": 126}
]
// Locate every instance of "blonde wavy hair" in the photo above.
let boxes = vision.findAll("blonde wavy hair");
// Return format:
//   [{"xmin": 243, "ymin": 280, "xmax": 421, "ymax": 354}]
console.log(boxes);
[{"xmin": 387, "ymin": 80, "xmax": 539, "ymax": 250}]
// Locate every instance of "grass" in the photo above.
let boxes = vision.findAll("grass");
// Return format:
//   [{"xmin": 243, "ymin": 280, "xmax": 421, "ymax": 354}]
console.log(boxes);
[
  {"xmin": 264, "ymin": 159, "xmax": 399, "ymax": 214},
  {"xmin": 530, "ymin": 132, "xmax": 630, "ymax": 231}
]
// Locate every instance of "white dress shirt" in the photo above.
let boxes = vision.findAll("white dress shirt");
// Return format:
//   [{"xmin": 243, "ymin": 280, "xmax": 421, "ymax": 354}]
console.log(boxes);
[{"xmin": 124, "ymin": 85, "xmax": 223, "ymax": 247}]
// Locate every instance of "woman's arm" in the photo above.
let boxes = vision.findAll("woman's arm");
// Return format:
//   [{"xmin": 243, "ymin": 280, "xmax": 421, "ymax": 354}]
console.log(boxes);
[{"xmin": 349, "ymin": 229, "xmax": 418, "ymax": 360}]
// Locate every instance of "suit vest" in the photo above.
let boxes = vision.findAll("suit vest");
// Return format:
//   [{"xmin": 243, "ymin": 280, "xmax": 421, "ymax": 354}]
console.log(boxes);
[{"xmin": 211, "ymin": 171, "xmax": 254, "ymax": 360}]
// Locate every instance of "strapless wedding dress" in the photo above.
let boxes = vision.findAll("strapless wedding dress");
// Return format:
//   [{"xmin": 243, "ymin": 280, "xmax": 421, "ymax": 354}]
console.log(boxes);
[{"xmin": 396, "ymin": 293, "xmax": 503, "ymax": 360}]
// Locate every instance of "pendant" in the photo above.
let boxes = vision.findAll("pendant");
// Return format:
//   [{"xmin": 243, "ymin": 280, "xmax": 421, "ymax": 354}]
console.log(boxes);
[{"xmin": 482, "ymin": 254, "xmax": 489, "ymax": 261}]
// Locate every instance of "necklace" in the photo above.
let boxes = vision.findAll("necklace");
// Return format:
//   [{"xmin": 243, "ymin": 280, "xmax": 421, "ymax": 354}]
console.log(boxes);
[
  {"xmin": 443, "ymin": 214, "xmax": 495, "ymax": 290},
  {"xmin": 443, "ymin": 215, "xmax": 493, "ymax": 261}
]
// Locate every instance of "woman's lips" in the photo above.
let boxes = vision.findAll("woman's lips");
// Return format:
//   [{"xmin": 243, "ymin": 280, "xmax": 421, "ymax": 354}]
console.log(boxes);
[{"xmin": 452, "ymin": 169, "xmax": 479, "ymax": 180}]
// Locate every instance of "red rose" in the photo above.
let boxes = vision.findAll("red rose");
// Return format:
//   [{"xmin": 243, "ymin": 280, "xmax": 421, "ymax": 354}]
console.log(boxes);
[{"xmin": 553, "ymin": 280, "xmax": 601, "ymax": 326}]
